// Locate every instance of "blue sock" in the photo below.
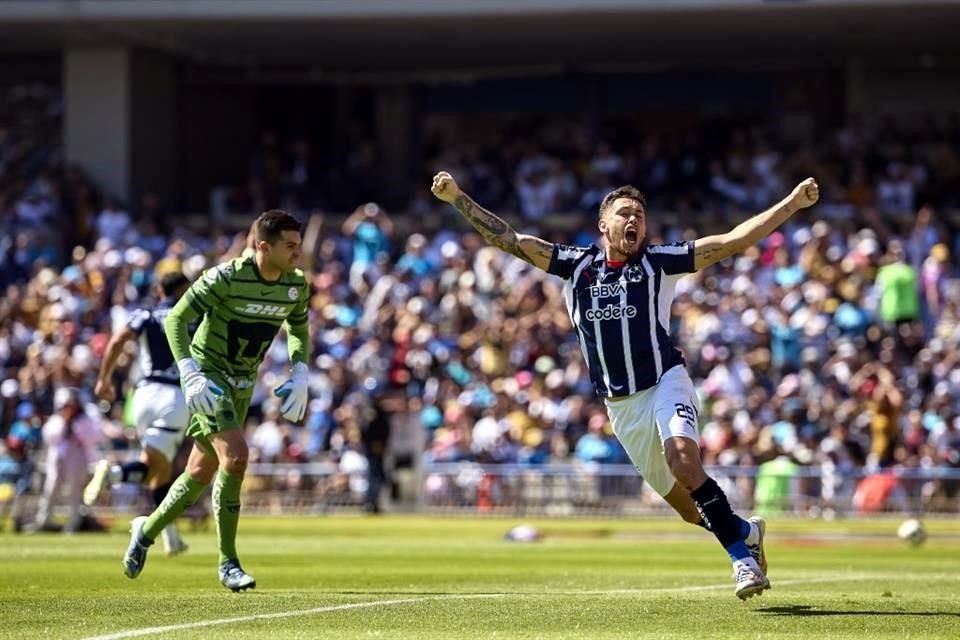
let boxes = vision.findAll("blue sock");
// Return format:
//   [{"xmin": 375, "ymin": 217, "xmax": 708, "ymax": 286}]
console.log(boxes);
[
  {"xmin": 726, "ymin": 539, "xmax": 751, "ymax": 562},
  {"xmin": 727, "ymin": 518, "xmax": 754, "ymax": 562}
]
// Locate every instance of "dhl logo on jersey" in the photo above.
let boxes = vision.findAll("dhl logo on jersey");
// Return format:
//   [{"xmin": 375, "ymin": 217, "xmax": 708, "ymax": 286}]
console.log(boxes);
[{"xmin": 237, "ymin": 303, "xmax": 288, "ymax": 317}]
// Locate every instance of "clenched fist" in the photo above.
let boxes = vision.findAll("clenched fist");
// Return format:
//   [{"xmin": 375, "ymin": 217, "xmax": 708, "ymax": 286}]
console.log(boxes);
[
  {"xmin": 789, "ymin": 177, "xmax": 820, "ymax": 210},
  {"xmin": 431, "ymin": 171, "xmax": 462, "ymax": 204},
  {"xmin": 93, "ymin": 378, "xmax": 114, "ymax": 402}
]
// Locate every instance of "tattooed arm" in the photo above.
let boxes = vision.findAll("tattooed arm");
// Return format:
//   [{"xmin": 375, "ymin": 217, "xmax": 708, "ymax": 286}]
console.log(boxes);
[
  {"xmin": 694, "ymin": 177, "xmax": 820, "ymax": 270},
  {"xmin": 431, "ymin": 171, "xmax": 555, "ymax": 271}
]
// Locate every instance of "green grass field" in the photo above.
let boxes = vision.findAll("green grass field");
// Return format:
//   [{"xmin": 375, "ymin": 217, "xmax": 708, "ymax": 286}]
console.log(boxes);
[{"xmin": 1, "ymin": 515, "xmax": 958, "ymax": 639}]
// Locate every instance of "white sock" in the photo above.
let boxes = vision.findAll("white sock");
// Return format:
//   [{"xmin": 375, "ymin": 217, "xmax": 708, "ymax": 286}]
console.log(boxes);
[
  {"xmin": 744, "ymin": 519, "xmax": 760, "ymax": 546},
  {"xmin": 160, "ymin": 524, "xmax": 183, "ymax": 550}
]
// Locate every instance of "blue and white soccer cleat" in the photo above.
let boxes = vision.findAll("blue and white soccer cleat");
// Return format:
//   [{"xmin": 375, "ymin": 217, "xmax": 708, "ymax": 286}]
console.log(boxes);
[
  {"xmin": 219, "ymin": 559, "xmax": 256, "ymax": 592},
  {"xmin": 122, "ymin": 516, "xmax": 151, "ymax": 579},
  {"xmin": 746, "ymin": 516, "xmax": 767, "ymax": 575},
  {"xmin": 733, "ymin": 558, "xmax": 770, "ymax": 601}
]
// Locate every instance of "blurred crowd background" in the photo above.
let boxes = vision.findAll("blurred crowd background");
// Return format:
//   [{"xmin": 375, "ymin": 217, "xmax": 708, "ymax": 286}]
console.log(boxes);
[{"xmin": 2, "ymin": 78, "xmax": 959, "ymax": 526}]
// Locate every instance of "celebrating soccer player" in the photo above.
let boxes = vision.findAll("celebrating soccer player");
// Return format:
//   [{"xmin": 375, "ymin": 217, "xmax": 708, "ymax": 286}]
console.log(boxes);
[
  {"xmin": 122, "ymin": 210, "xmax": 311, "ymax": 592},
  {"xmin": 431, "ymin": 170, "xmax": 819, "ymax": 599}
]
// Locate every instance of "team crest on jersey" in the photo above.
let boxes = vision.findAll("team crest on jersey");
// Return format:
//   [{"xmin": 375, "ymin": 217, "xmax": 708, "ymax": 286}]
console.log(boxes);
[
  {"xmin": 288, "ymin": 286, "xmax": 299, "ymax": 301},
  {"xmin": 624, "ymin": 264, "xmax": 646, "ymax": 283},
  {"xmin": 205, "ymin": 263, "xmax": 233, "ymax": 284}
]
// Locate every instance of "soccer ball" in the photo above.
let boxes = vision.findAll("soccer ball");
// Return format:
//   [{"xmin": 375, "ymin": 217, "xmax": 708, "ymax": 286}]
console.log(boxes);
[
  {"xmin": 504, "ymin": 524, "xmax": 542, "ymax": 542},
  {"xmin": 896, "ymin": 518, "xmax": 927, "ymax": 547}
]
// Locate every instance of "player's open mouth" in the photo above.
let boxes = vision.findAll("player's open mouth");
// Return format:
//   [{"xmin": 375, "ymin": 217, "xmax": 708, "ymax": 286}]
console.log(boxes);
[{"xmin": 625, "ymin": 228, "xmax": 638, "ymax": 243}]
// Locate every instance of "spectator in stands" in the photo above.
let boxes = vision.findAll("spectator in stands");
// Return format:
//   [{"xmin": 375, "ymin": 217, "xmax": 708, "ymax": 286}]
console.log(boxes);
[
  {"xmin": 515, "ymin": 162, "xmax": 560, "ymax": 222},
  {"xmin": 875, "ymin": 240, "xmax": 921, "ymax": 328},
  {"xmin": 574, "ymin": 414, "xmax": 615, "ymax": 465},
  {"xmin": 95, "ymin": 198, "xmax": 132, "ymax": 246},
  {"xmin": 341, "ymin": 202, "xmax": 393, "ymax": 295},
  {"xmin": 27, "ymin": 388, "xmax": 102, "ymax": 533},
  {"xmin": 361, "ymin": 391, "xmax": 401, "ymax": 514},
  {"xmin": 0, "ymin": 435, "xmax": 34, "ymax": 531},
  {"xmin": 2, "ymin": 77, "xmax": 960, "ymax": 521},
  {"xmin": 753, "ymin": 448, "xmax": 800, "ymax": 516},
  {"xmin": 282, "ymin": 139, "xmax": 314, "ymax": 212}
]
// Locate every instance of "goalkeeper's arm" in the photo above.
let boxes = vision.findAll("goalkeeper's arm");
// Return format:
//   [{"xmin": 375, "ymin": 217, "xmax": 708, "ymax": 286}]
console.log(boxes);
[
  {"xmin": 276, "ymin": 321, "xmax": 309, "ymax": 423},
  {"xmin": 274, "ymin": 284, "xmax": 311, "ymax": 423},
  {"xmin": 164, "ymin": 264, "xmax": 230, "ymax": 363},
  {"xmin": 283, "ymin": 279, "xmax": 311, "ymax": 367},
  {"xmin": 285, "ymin": 319, "xmax": 310, "ymax": 367},
  {"xmin": 163, "ymin": 292, "xmax": 202, "ymax": 363}
]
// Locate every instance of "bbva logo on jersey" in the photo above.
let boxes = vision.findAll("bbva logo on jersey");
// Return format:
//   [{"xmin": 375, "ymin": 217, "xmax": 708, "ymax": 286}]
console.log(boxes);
[
  {"xmin": 237, "ymin": 303, "xmax": 288, "ymax": 317},
  {"xmin": 589, "ymin": 283, "xmax": 625, "ymax": 298}
]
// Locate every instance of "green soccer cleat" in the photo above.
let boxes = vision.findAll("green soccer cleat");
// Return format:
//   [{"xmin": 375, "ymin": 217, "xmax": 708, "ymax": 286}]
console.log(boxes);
[
  {"xmin": 219, "ymin": 559, "xmax": 256, "ymax": 592},
  {"xmin": 122, "ymin": 516, "xmax": 152, "ymax": 579}
]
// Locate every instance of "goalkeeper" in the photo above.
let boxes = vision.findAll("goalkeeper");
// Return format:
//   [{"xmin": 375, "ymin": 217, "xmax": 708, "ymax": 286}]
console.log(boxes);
[{"xmin": 122, "ymin": 209, "xmax": 311, "ymax": 592}]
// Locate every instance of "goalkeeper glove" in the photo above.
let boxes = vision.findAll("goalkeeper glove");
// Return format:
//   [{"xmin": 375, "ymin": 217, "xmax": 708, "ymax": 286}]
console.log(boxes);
[
  {"xmin": 274, "ymin": 362, "xmax": 309, "ymax": 423},
  {"xmin": 177, "ymin": 358, "xmax": 223, "ymax": 416}
]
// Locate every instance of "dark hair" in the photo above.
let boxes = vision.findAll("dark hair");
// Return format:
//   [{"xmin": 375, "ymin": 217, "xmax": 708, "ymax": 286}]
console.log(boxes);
[
  {"xmin": 255, "ymin": 209, "xmax": 303, "ymax": 244},
  {"xmin": 159, "ymin": 271, "xmax": 189, "ymax": 297},
  {"xmin": 599, "ymin": 185, "xmax": 647, "ymax": 218}
]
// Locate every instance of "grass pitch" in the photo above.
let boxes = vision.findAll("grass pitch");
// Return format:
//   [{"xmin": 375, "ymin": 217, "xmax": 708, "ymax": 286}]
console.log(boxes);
[{"xmin": 1, "ymin": 515, "xmax": 958, "ymax": 639}]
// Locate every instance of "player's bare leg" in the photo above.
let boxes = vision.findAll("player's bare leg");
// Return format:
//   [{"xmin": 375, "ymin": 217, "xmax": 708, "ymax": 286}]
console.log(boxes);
[
  {"xmin": 664, "ymin": 437, "xmax": 768, "ymax": 599},
  {"xmin": 209, "ymin": 430, "xmax": 255, "ymax": 592},
  {"xmin": 662, "ymin": 483, "xmax": 704, "ymax": 524}
]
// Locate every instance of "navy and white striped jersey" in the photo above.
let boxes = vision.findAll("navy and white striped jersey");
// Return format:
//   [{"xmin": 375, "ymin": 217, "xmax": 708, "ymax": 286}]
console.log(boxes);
[
  {"xmin": 548, "ymin": 241, "xmax": 697, "ymax": 398},
  {"xmin": 127, "ymin": 301, "xmax": 179, "ymax": 386}
]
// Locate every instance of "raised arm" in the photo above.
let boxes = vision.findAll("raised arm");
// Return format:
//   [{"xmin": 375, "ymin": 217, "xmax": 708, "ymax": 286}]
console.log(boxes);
[
  {"xmin": 694, "ymin": 178, "xmax": 820, "ymax": 271},
  {"xmin": 340, "ymin": 205, "xmax": 368, "ymax": 236},
  {"xmin": 431, "ymin": 171, "xmax": 554, "ymax": 271}
]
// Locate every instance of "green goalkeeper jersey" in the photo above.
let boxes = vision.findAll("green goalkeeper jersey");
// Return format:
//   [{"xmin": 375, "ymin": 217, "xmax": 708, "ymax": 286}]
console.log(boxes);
[{"xmin": 164, "ymin": 256, "xmax": 310, "ymax": 380}]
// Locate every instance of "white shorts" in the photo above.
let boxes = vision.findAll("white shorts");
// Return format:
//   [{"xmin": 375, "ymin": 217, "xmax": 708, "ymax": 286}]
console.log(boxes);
[
  {"xmin": 604, "ymin": 365, "xmax": 701, "ymax": 497},
  {"xmin": 131, "ymin": 382, "xmax": 189, "ymax": 462}
]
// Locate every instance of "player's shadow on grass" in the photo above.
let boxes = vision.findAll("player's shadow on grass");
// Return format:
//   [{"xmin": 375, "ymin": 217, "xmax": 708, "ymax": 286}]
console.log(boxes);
[{"xmin": 757, "ymin": 605, "xmax": 960, "ymax": 618}]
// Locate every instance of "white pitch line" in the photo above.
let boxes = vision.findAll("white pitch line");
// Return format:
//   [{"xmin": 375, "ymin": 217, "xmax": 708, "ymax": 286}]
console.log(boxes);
[
  {"xmin": 77, "ymin": 575, "xmax": 883, "ymax": 640},
  {"xmin": 80, "ymin": 594, "xmax": 505, "ymax": 640}
]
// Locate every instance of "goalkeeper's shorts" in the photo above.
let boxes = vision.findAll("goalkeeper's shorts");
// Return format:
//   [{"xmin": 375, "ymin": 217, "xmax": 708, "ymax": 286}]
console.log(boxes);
[{"xmin": 186, "ymin": 371, "xmax": 254, "ymax": 450}]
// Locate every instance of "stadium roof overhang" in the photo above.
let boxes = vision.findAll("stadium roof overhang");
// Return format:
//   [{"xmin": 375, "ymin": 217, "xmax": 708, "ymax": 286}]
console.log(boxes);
[{"xmin": 1, "ymin": 0, "xmax": 959, "ymax": 81}]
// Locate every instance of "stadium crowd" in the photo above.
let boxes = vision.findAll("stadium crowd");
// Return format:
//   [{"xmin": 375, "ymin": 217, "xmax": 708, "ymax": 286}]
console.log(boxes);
[{"xmin": 1, "ymin": 83, "xmax": 959, "ymax": 525}]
